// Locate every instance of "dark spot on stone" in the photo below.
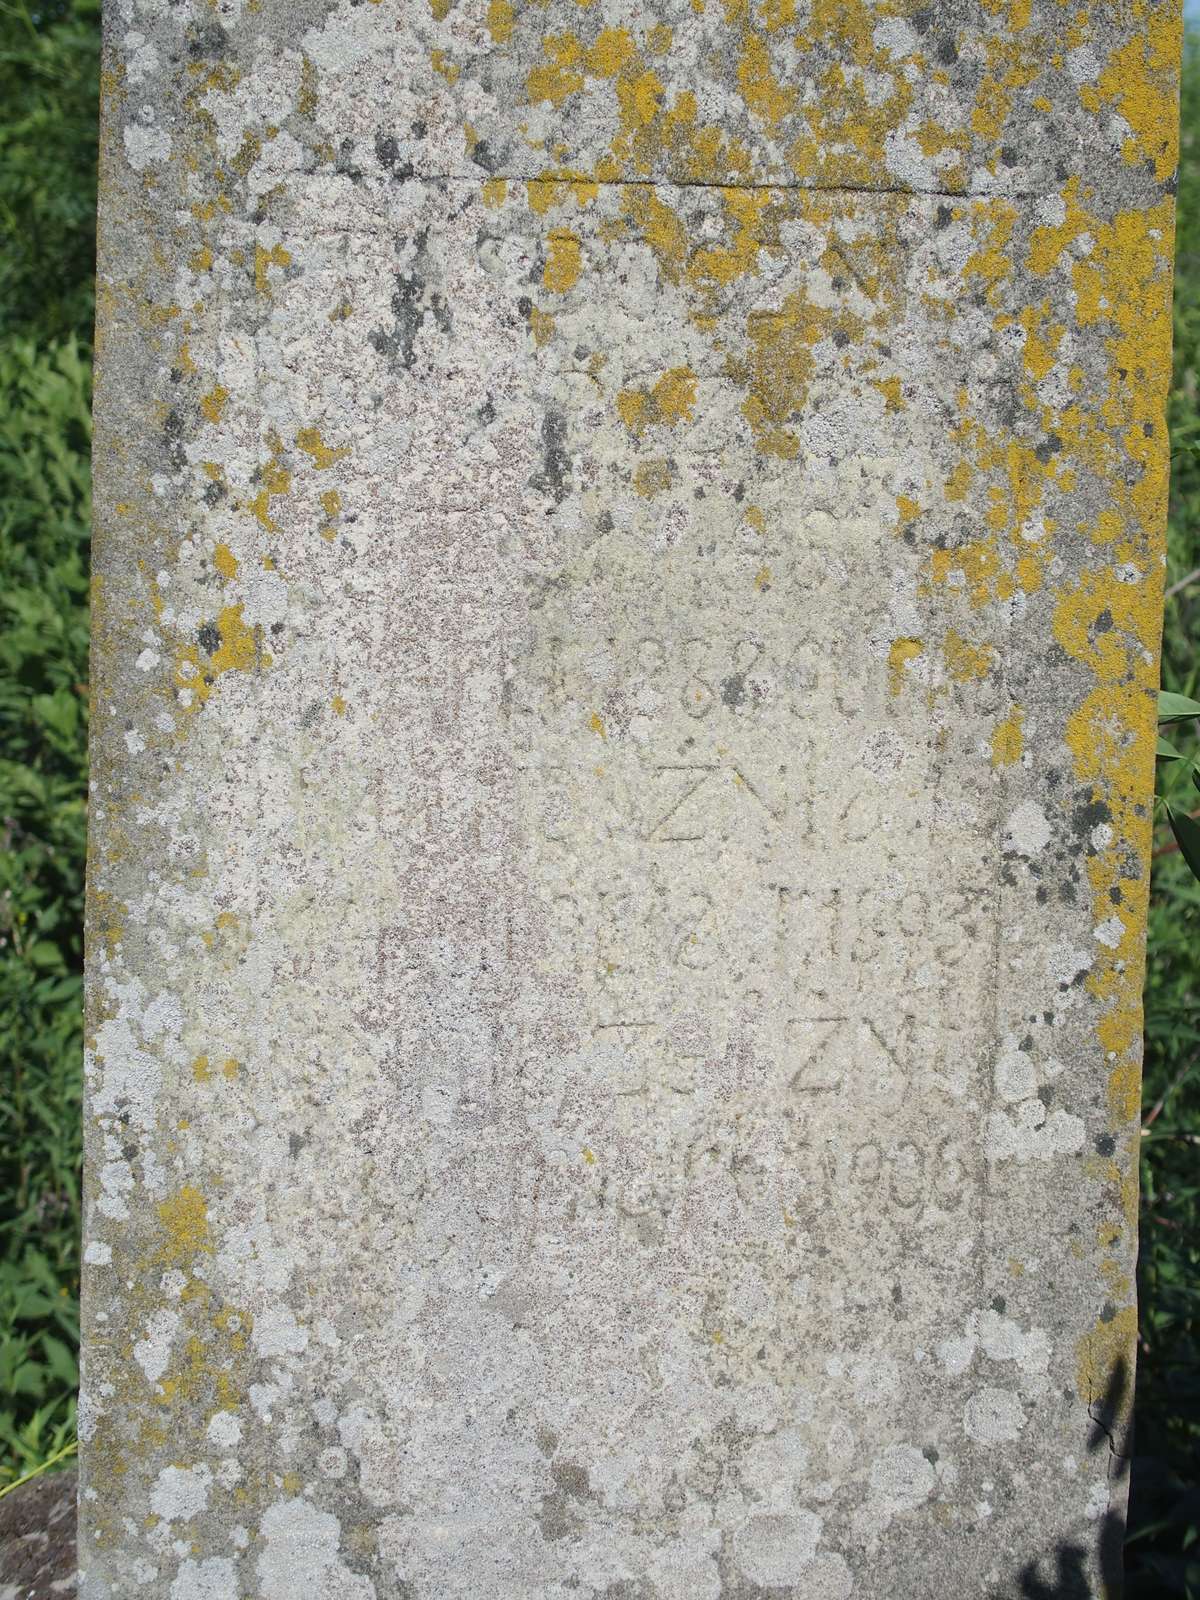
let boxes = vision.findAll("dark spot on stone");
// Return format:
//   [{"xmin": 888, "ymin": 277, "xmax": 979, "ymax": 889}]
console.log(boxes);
[
  {"xmin": 202, "ymin": 480, "xmax": 225, "ymax": 508},
  {"xmin": 270, "ymin": 621, "xmax": 285, "ymax": 636},
  {"xmin": 992, "ymin": 1296, "xmax": 1006, "ymax": 1314},
  {"xmin": 516, "ymin": 295, "xmax": 533, "ymax": 318},
  {"xmin": 1095, "ymin": 1134, "xmax": 1116, "ymax": 1157},
  {"xmin": 721, "ymin": 674, "xmax": 745, "ymax": 709},
  {"xmin": 1037, "ymin": 1085, "xmax": 1054, "ymax": 1106},
  {"xmin": 1036, "ymin": 885, "xmax": 1049, "ymax": 903},
  {"xmin": 922, "ymin": 1444, "xmax": 939, "ymax": 1463},
  {"xmin": 936, "ymin": 36, "xmax": 958, "ymax": 63},
  {"xmin": 553, "ymin": 1461, "xmax": 589, "ymax": 1499},
  {"xmin": 891, "ymin": 1282, "xmax": 903, "ymax": 1303},
  {"xmin": 1144, "ymin": 420, "xmax": 1155, "ymax": 436},
  {"xmin": 375, "ymin": 133, "xmax": 400, "ymax": 168},
  {"xmin": 478, "ymin": 395, "xmax": 496, "ymax": 425},
  {"xmin": 1055, "ymin": 160, "xmax": 1070, "ymax": 182},
  {"xmin": 1000, "ymin": 145, "xmax": 1019, "ymax": 167},
  {"xmin": 197, "ymin": 622, "xmax": 221, "ymax": 655},
  {"xmin": 1019, "ymin": 1035, "xmax": 1033, "ymax": 1052},
  {"xmin": 1034, "ymin": 433, "xmax": 1063, "ymax": 464},
  {"xmin": 733, "ymin": 481, "xmax": 745, "ymax": 502},
  {"xmin": 1109, "ymin": 885, "xmax": 1122, "ymax": 903},
  {"xmin": 832, "ymin": 328, "xmax": 851, "ymax": 347},
  {"xmin": 530, "ymin": 410, "xmax": 570, "ymax": 503},
  {"xmin": 1073, "ymin": 798, "xmax": 1111, "ymax": 837},
  {"xmin": 470, "ymin": 139, "xmax": 499, "ymax": 173},
  {"xmin": 163, "ymin": 406, "xmax": 186, "ymax": 468},
  {"xmin": 369, "ymin": 242, "xmax": 451, "ymax": 371},
  {"xmin": 1044, "ymin": 1010, "xmax": 1054, "ymax": 1025},
  {"xmin": 1092, "ymin": 608, "xmax": 1114, "ymax": 634},
  {"xmin": 288, "ymin": 1133, "xmax": 306, "ymax": 1158},
  {"xmin": 911, "ymin": 8, "xmax": 932, "ymax": 31},
  {"xmin": 597, "ymin": 510, "xmax": 614, "ymax": 534},
  {"xmin": 170, "ymin": 367, "xmax": 183, "ymax": 384},
  {"xmin": 187, "ymin": 21, "xmax": 228, "ymax": 57},
  {"xmin": 335, "ymin": 138, "xmax": 363, "ymax": 183},
  {"xmin": 122, "ymin": 1141, "xmax": 138, "ymax": 1162},
  {"xmin": 536, "ymin": 1458, "xmax": 591, "ymax": 1543},
  {"xmin": 935, "ymin": 204, "xmax": 953, "ymax": 229},
  {"xmin": 1099, "ymin": 1301, "xmax": 1117, "ymax": 1324},
  {"xmin": 411, "ymin": 119, "xmax": 427, "ymax": 138}
]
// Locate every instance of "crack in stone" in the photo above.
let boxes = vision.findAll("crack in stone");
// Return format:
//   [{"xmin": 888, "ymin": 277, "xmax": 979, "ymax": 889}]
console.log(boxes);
[{"xmin": 402, "ymin": 172, "xmax": 1055, "ymax": 202}]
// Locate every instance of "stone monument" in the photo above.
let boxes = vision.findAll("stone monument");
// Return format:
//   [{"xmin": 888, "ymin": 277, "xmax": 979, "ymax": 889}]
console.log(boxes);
[{"xmin": 83, "ymin": 2, "xmax": 1179, "ymax": 1594}]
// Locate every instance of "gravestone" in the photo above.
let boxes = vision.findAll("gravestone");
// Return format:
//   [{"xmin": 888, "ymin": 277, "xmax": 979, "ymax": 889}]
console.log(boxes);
[{"xmin": 82, "ymin": 3, "xmax": 1179, "ymax": 1595}]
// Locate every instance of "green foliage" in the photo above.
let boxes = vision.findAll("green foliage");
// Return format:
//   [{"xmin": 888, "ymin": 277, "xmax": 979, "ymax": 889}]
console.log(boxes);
[
  {"xmin": 0, "ymin": 0, "xmax": 102, "ymax": 343},
  {"xmin": 0, "ymin": 335, "xmax": 90, "ymax": 1487},
  {"xmin": 0, "ymin": 0, "xmax": 96, "ymax": 1487},
  {"xmin": 1127, "ymin": 31, "xmax": 1200, "ymax": 1600}
]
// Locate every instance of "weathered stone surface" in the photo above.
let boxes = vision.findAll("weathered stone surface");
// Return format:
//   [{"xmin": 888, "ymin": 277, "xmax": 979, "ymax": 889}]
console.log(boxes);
[
  {"xmin": 83, "ymin": 3, "xmax": 1178, "ymax": 1596},
  {"xmin": 0, "ymin": 1468, "xmax": 77, "ymax": 1599}
]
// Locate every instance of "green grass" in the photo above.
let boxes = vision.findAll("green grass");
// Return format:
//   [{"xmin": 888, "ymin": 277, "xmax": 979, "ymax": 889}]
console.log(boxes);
[{"xmin": 0, "ymin": 2, "xmax": 1197, "ymax": 1585}]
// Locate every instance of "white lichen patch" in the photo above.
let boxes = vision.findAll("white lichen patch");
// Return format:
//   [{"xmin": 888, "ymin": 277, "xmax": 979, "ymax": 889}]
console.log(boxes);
[
  {"xmin": 168, "ymin": 1557, "xmax": 238, "ymax": 1600},
  {"xmin": 133, "ymin": 1309, "xmax": 180, "ymax": 1386},
  {"xmin": 149, "ymin": 1464, "xmax": 211, "ymax": 1524},
  {"xmin": 257, "ymin": 1499, "xmax": 375, "ymax": 1600},
  {"xmin": 964, "ymin": 1386, "xmax": 1027, "ymax": 1444}
]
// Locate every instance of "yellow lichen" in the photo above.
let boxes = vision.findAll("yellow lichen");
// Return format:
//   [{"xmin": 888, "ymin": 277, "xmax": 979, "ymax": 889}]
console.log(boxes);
[
  {"xmin": 487, "ymin": 0, "xmax": 515, "ymax": 44},
  {"xmin": 616, "ymin": 365, "xmax": 697, "ymax": 434},
  {"xmin": 212, "ymin": 543, "xmax": 238, "ymax": 580},
  {"xmin": 199, "ymin": 385, "xmax": 229, "ymax": 424},
  {"xmin": 253, "ymin": 243, "xmax": 291, "ymax": 296},
  {"xmin": 295, "ymin": 427, "xmax": 350, "ymax": 470},
  {"xmin": 157, "ymin": 1188, "xmax": 211, "ymax": 1263},
  {"xmin": 991, "ymin": 706, "xmax": 1024, "ymax": 767},
  {"xmin": 888, "ymin": 638, "xmax": 923, "ymax": 697},
  {"xmin": 543, "ymin": 228, "xmax": 582, "ymax": 292}
]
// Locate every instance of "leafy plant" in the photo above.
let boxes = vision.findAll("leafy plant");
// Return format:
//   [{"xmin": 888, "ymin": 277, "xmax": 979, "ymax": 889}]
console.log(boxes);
[
  {"xmin": 1125, "ymin": 32, "xmax": 1200, "ymax": 1597},
  {"xmin": 0, "ymin": 0, "xmax": 101, "ymax": 344},
  {"xmin": 0, "ymin": 0, "xmax": 96, "ymax": 1491},
  {"xmin": 0, "ymin": 333, "xmax": 90, "ymax": 1489}
]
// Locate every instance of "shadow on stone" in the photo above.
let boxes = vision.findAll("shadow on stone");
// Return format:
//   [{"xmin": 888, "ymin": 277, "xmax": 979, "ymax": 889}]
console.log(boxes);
[
  {"xmin": 1012, "ymin": 1356, "xmax": 1129, "ymax": 1598},
  {"xmin": 1013, "ymin": 1510, "xmax": 1125, "ymax": 1599}
]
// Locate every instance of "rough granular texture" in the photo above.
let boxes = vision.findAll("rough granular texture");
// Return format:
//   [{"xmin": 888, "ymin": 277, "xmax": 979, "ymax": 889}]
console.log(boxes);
[
  {"xmin": 0, "ymin": 1468, "xmax": 77, "ymax": 1598},
  {"xmin": 83, "ymin": 3, "xmax": 1178, "ymax": 1596}
]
